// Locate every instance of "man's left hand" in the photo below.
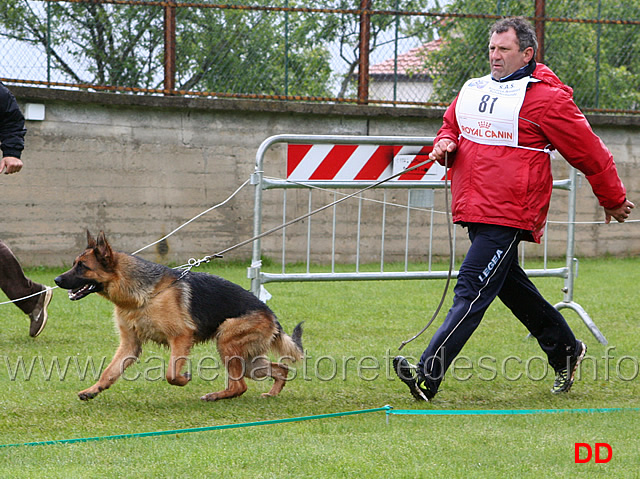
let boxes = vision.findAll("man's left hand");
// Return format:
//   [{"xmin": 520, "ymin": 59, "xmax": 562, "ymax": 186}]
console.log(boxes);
[{"xmin": 605, "ymin": 199, "xmax": 634, "ymax": 223}]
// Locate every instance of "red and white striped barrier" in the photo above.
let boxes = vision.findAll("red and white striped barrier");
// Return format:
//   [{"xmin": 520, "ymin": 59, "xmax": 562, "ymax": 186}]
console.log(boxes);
[
  {"xmin": 391, "ymin": 146, "xmax": 447, "ymax": 181},
  {"xmin": 287, "ymin": 144, "xmax": 446, "ymax": 182}
]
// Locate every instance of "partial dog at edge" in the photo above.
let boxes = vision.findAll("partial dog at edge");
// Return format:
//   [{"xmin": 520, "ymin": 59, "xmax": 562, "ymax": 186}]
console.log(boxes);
[{"xmin": 54, "ymin": 231, "xmax": 304, "ymax": 402}]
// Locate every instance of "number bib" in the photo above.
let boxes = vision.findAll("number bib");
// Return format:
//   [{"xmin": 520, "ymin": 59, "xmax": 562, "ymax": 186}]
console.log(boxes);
[{"xmin": 455, "ymin": 74, "xmax": 539, "ymax": 147}]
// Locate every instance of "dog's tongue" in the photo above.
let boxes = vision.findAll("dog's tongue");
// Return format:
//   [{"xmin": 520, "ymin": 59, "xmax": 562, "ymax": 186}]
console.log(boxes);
[{"xmin": 68, "ymin": 284, "xmax": 95, "ymax": 301}]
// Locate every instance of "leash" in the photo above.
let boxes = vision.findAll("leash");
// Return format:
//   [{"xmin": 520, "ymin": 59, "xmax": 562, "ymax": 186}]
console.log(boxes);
[
  {"xmin": 134, "ymin": 178, "xmax": 251, "ymax": 256},
  {"xmin": 144, "ymin": 156, "xmax": 440, "ymax": 298},
  {"xmin": 398, "ymin": 151, "xmax": 453, "ymax": 351},
  {"xmin": 1, "ymin": 159, "xmax": 435, "ymax": 306},
  {"xmin": 171, "ymin": 149, "xmax": 455, "ymax": 350},
  {"xmin": 176, "ymin": 157, "xmax": 439, "ymax": 275},
  {"xmin": 0, "ymin": 287, "xmax": 56, "ymax": 306}
]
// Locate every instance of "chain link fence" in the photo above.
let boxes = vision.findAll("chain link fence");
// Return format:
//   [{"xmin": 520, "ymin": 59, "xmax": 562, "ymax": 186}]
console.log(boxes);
[{"xmin": 1, "ymin": 0, "xmax": 639, "ymax": 113}]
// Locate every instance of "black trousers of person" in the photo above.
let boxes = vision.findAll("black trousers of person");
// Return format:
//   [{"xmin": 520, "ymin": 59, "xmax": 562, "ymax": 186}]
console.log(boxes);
[
  {"xmin": 0, "ymin": 239, "xmax": 43, "ymax": 314},
  {"xmin": 417, "ymin": 223, "xmax": 581, "ymax": 395}
]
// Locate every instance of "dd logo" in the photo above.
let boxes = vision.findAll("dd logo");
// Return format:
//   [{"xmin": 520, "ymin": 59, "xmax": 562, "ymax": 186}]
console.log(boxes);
[{"xmin": 574, "ymin": 443, "xmax": 613, "ymax": 463}]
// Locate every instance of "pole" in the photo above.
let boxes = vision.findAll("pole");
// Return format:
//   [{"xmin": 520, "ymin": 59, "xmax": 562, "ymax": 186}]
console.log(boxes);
[
  {"xmin": 164, "ymin": 3, "xmax": 176, "ymax": 95},
  {"xmin": 46, "ymin": 1, "xmax": 51, "ymax": 85},
  {"xmin": 534, "ymin": 0, "xmax": 545, "ymax": 63},
  {"xmin": 358, "ymin": 0, "xmax": 371, "ymax": 105},
  {"xmin": 284, "ymin": 0, "xmax": 290, "ymax": 96},
  {"xmin": 393, "ymin": 0, "xmax": 399, "ymax": 103},
  {"xmin": 595, "ymin": 0, "xmax": 602, "ymax": 107}
]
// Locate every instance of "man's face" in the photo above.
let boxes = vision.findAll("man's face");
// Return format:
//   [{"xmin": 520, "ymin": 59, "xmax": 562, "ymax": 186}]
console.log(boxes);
[{"xmin": 489, "ymin": 28, "xmax": 533, "ymax": 79}]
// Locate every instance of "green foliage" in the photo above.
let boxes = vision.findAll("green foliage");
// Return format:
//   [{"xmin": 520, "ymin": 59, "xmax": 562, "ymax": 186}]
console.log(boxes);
[
  {"xmin": 0, "ymin": 0, "xmax": 435, "ymax": 99},
  {"xmin": 1, "ymin": 0, "xmax": 163, "ymax": 87},
  {"xmin": 1, "ymin": 0, "xmax": 638, "ymax": 108},
  {"xmin": 175, "ymin": 5, "xmax": 334, "ymax": 97},
  {"xmin": 426, "ymin": 0, "xmax": 640, "ymax": 111}
]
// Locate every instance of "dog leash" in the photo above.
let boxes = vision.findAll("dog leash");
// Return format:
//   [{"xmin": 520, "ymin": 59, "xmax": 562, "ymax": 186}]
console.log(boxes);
[
  {"xmin": 147, "ymin": 157, "xmax": 440, "ymax": 299},
  {"xmin": 0, "ymin": 287, "xmax": 56, "ymax": 306},
  {"xmin": 398, "ymin": 151, "xmax": 453, "ymax": 351},
  {"xmin": 176, "ymin": 157, "xmax": 440, "ymax": 274},
  {"xmin": 0, "ymin": 157, "xmax": 442, "ymax": 307},
  {"xmin": 174, "ymin": 151, "xmax": 455, "ymax": 351},
  {"xmin": 0, "ymin": 180, "xmax": 254, "ymax": 308}
]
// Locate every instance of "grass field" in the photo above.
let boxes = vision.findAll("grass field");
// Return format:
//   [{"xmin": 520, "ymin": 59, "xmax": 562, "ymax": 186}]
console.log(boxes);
[{"xmin": 1, "ymin": 258, "xmax": 638, "ymax": 478}]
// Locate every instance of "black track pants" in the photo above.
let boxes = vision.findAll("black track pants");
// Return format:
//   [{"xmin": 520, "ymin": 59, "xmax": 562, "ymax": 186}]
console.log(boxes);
[{"xmin": 417, "ymin": 223, "xmax": 580, "ymax": 394}]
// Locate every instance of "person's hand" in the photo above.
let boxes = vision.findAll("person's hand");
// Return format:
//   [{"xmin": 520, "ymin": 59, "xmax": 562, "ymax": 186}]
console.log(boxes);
[
  {"xmin": 604, "ymin": 199, "xmax": 634, "ymax": 223},
  {"xmin": 429, "ymin": 139, "xmax": 457, "ymax": 164},
  {"xmin": 0, "ymin": 156, "xmax": 23, "ymax": 174}
]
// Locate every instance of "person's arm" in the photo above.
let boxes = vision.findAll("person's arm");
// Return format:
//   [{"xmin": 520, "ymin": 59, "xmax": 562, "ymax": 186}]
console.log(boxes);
[
  {"xmin": 0, "ymin": 84, "xmax": 27, "ymax": 164},
  {"xmin": 540, "ymin": 89, "xmax": 630, "ymax": 221}
]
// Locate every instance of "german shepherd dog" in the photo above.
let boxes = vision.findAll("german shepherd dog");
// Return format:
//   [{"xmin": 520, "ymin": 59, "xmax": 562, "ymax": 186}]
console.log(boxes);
[{"xmin": 54, "ymin": 231, "xmax": 304, "ymax": 402}]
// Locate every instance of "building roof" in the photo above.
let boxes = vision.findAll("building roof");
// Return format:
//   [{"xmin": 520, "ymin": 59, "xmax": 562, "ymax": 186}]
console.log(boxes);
[{"xmin": 369, "ymin": 39, "xmax": 442, "ymax": 78}]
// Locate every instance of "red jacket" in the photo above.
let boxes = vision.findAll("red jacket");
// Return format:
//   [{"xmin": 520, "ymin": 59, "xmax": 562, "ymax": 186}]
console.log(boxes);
[{"xmin": 434, "ymin": 63, "xmax": 626, "ymax": 242}]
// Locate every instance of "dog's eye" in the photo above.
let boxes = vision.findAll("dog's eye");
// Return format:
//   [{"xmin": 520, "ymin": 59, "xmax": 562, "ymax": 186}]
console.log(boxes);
[{"xmin": 76, "ymin": 261, "xmax": 91, "ymax": 273}]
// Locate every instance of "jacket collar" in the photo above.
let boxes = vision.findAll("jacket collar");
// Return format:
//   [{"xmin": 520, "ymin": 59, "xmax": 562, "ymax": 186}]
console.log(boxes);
[{"xmin": 492, "ymin": 60, "xmax": 537, "ymax": 82}]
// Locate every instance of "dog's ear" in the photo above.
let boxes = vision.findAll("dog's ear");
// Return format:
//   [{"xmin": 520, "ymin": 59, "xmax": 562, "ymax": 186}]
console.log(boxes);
[
  {"xmin": 86, "ymin": 230, "xmax": 97, "ymax": 249},
  {"xmin": 94, "ymin": 231, "xmax": 115, "ymax": 268}
]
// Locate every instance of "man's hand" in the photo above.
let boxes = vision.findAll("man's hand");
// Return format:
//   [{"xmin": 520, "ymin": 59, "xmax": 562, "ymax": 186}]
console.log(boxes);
[
  {"xmin": 429, "ymin": 139, "xmax": 457, "ymax": 164},
  {"xmin": 0, "ymin": 156, "xmax": 23, "ymax": 174},
  {"xmin": 605, "ymin": 199, "xmax": 634, "ymax": 224}
]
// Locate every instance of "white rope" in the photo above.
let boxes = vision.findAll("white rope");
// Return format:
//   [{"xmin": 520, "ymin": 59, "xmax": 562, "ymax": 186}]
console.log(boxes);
[
  {"xmin": 0, "ymin": 287, "xmax": 55, "ymax": 306},
  {"xmin": 178, "ymin": 158, "xmax": 440, "ymax": 272},
  {"xmin": 270, "ymin": 177, "xmax": 640, "ymax": 225},
  {"xmin": 268, "ymin": 176, "xmax": 450, "ymax": 215},
  {"xmin": 133, "ymin": 178, "xmax": 251, "ymax": 255},
  {"xmin": 1, "ymin": 178, "xmax": 252, "ymax": 307},
  {"xmin": 548, "ymin": 219, "xmax": 640, "ymax": 224}
]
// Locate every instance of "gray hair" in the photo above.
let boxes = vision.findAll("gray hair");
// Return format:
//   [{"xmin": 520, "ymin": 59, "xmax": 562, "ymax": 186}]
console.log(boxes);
[{"xmin": 490, "ymin": 17, "xmax": 538, "ymax": 56}]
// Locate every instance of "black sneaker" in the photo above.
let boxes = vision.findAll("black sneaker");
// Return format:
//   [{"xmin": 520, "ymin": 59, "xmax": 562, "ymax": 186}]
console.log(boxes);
[
  {"xmin": 551, "ymin": 341, "xmax": 587, "ymax": 394},
  {"xmin": 29, "ymin": 287, "xmax": 52, "ymax": 338},
  {"xmin": 393, "ymin": 356, "xmax": 434, "ymax": 401}
]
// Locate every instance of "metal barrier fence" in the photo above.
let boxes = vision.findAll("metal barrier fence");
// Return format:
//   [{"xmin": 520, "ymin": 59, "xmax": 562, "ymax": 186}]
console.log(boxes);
[
  {"xmin": 248, "ymin": 134, "xmax": 607, "ymax": 344},
  {"xmin": 1, "ymin": 0, "xmax": 639, "ymax": 113}
]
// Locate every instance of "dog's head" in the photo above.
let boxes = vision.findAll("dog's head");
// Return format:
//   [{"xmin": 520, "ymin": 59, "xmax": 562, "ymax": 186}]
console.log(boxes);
[{"xmin": 54, "ymin": 230, "xmax": 117, "ymax": 300}]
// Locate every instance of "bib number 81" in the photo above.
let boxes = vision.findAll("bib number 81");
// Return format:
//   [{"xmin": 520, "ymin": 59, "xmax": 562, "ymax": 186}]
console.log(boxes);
[{"xmin": 479, "ymin": 95, "xmax": 498, "ymax": 114}]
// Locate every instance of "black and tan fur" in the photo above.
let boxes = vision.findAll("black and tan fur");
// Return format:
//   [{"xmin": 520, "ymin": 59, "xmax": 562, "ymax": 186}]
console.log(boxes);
[{"xmin": 54, "ymin": 231, "xmax": 303, "ymax": 401}]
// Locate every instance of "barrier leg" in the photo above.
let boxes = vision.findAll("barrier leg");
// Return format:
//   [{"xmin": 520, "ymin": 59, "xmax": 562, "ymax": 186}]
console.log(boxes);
[{"xmin": 554, "ymin": 301, "xmax": 608, "ymax": 345}]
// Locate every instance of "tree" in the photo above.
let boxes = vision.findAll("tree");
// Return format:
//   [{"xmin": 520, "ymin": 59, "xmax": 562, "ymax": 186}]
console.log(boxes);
[
  {"xmin": 328, "ymin": 0, "xmax": 441, "ymax": 98},
  {"xmin": 0, "ymin": 0, "xmax": 439, "ymax": 99},
  {"xmin": 174, "ymin": 3, "xmax": 335, "ymax": 97},
  {"xmin": 1, "ymin": 0, "xmax": 164, "ymax": 88},
  {"xmin": 424, "ymin": 0, "xmax": 640, "ymax": 111}
]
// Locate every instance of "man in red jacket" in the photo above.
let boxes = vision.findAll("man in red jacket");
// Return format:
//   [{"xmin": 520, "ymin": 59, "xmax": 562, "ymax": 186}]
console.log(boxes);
[{"xmin": 394, "ymin": 17, "xmax": 633, "ymax": 400}]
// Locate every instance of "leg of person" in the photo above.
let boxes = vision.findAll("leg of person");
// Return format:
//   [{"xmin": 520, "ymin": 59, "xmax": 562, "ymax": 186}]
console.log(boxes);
[
  {"xmin": 497, "ymin": 262, "xmax": 586, "ymax": 393},
  {"xmin": 395, "ymin": 224, "xmax": 523, "ymax": 400},
  {"xmin": 0, "ymin": 239, "xmax": 52, "ymax": 337}
]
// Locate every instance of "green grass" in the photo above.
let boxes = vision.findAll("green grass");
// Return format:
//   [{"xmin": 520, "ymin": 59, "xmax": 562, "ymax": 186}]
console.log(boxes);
[{"xmin": 1, "ymin": 258, "xmax": 639, "ymax": 478}]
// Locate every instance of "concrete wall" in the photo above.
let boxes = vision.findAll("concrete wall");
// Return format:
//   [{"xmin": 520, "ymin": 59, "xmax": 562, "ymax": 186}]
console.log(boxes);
[{"xmin": 5, "ymin": 85, "xmax": 640, "ymax": 268}]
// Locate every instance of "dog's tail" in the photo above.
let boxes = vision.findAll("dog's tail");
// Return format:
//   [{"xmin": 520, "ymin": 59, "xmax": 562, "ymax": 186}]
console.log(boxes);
[{"xmin": 272, "ymin": 321, "xmax": 304, "ymax": 362}]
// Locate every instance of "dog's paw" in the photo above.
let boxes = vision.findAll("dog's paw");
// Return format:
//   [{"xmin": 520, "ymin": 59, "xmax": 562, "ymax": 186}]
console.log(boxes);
[
  {"xmin": 200, "ymin": 392, "xmax": 219, "ymax": 402},
  {"xmin": 167, "ymin": 373, "xmax": 191, "ymax": 387},
  {"xmin": 78, "ymin": 390, "xmax": 98, "ymax": 401}
]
